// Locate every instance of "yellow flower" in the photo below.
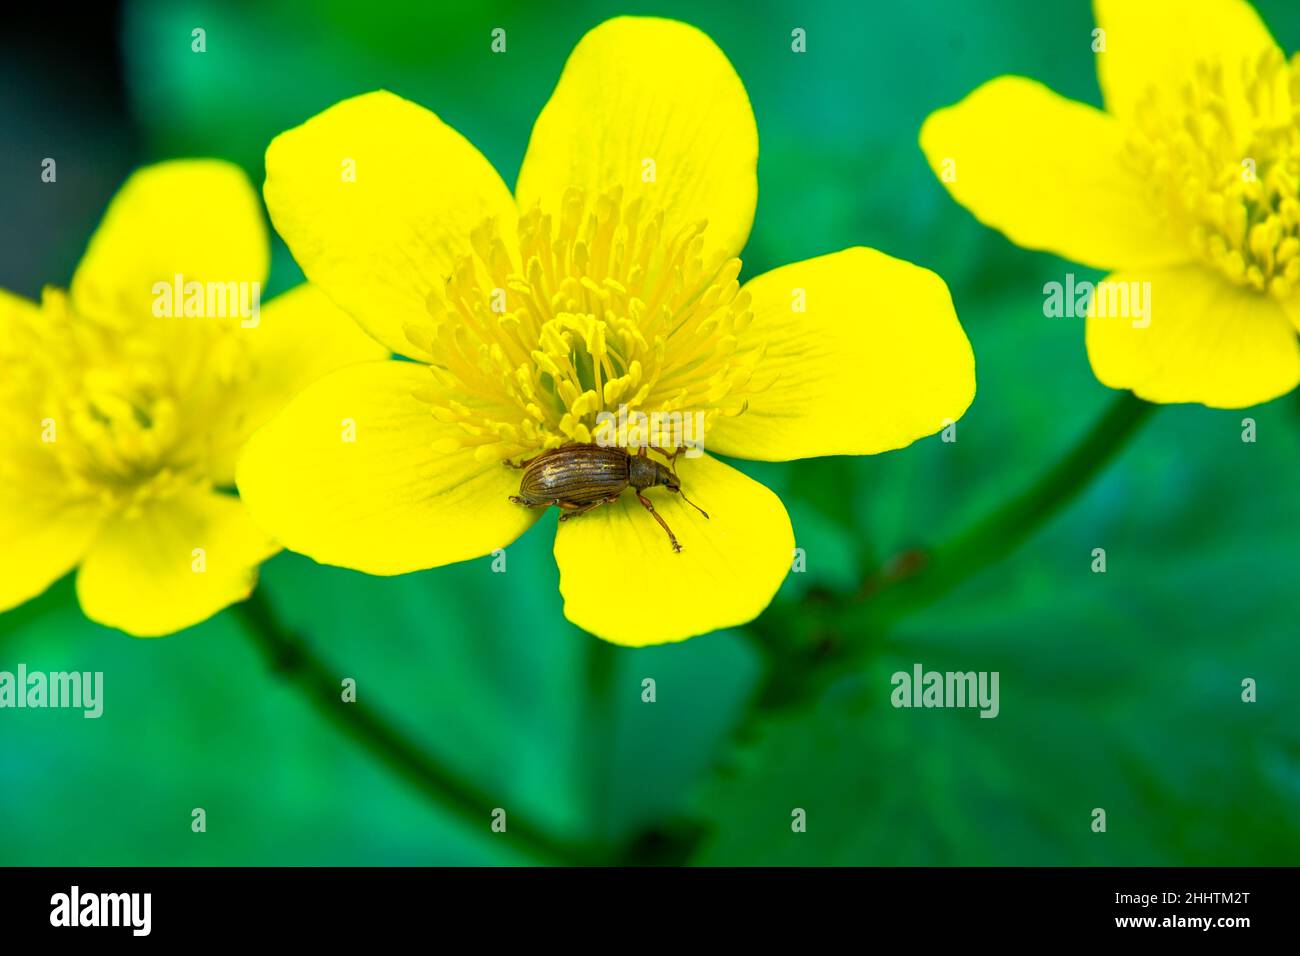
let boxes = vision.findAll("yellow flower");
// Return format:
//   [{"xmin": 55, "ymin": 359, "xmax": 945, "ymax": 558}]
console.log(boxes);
[
  {"xmin": 920, "ymin": 0, "xmax": 1300, "ymax": 409},
  {"xmin": 0, "ymin": 161, "xmax": 386, "ymax": 636},
  {"xmin": 236, "ymin": 16, "xmax": 975, "ymax": 646}
]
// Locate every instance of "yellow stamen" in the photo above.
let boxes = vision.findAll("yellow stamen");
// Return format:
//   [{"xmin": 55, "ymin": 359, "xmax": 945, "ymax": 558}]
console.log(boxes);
[
  {"xmin": 0, "ymin": 288, "xmax": 249, "ymax": 511},
  {"xmin": 1127, "ymin": 50, "xmax": 1300, "ymax": 298},
  {"xmin": 413, "ymin": 186, "xmax": 770, "ymax": 460}
]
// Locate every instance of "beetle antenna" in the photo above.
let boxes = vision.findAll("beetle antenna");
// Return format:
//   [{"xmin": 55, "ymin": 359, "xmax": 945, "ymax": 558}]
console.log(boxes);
[
  {"xmin": 661, "ymin": 449, "xmax": 708, "ymax": 518},
  {"xmin": 675, "ymin": 488, "xmax": 709, "ymax": 520}
]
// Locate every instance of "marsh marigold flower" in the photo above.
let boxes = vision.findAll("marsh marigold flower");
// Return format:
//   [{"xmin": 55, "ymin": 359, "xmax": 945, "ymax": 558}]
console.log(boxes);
[
  {"xmin": 0, "ymin": 161, "xmax": 385, "ymax": 636},
  {"xmin": 921, "ymin": 0, "xmax": 1300, "ymax": 408},
  {"xmin": 236, "ymin": 17, "xmax": 975, "ymax": 645}
]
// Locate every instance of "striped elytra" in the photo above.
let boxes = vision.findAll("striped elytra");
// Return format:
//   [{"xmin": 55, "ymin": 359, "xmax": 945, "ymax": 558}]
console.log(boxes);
[{"xmin": 517, "ymin": 444, "xmax": 632, "ymax": 505}]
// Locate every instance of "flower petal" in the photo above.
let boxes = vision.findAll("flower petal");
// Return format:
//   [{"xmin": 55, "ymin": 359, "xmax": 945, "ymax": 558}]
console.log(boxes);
[
  {"xmin": 75, "ymin": 489, "xmax": 278, "ymax": 637},
  {"xmin": 1094, "ymin": 0, "xmax": 1280, "ymax": 122},
  {"xmin": 236, "ymin": 361, "xmax": 536, "ymax": 575},
  {"xmin": 0, "ymin": 485, "xmax": 103, "ymax": 614},
  {"xmin": 919, "ymin": 76, "xmax": 1186, "ymax": 271},
  {"xmin": 708, "ymin": 248, "xmax": 974, "ymax": 461},
  {"xmin": 207, "ymin": 284, "xmax": 390, "ymax": 485},
  {"xmin": 70, "ymin": 160, "xmax": 268, "ymax": 323},
  {"xmin": 1085, "ymin": 266, "xmax": 1300, "ymax": 407},
  {"xmin": 264, "ymin": 90, "xmax": 518, "ymax": 359},
  {"xmin": 516, "ymin": 16, "xmax": 757, "ymax": 262},
  {"xmin": 0, "ymin": 288, "xmax": 56, "ymax": 480},
  {"xmin": 0, "ymin": 289, "xmax": 105, "ymax": 611},
  {"xmin": 553, "ymin": 454, "xmax": 792, "ymax": 646},
  {"xmin": 1281, "ymin": 295, "xmax": 1300, "ymax": 335}
]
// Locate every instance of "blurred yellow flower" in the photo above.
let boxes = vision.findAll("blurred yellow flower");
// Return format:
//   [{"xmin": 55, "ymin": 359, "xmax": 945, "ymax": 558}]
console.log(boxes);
[
  {"xmin": 921, "ymin": 0, "xmax": 1300, "ymax": 408},
  {"xmin": 0, "ymin": 161, "xmax": 385, "ymax": 635},
  {"xmin": 237, "ymin": 16, "xmax": 975, "ymax": 646}
]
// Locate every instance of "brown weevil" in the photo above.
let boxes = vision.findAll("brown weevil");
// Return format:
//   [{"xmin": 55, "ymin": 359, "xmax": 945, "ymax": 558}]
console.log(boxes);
[{"xmin": 507, "ymin": 444, "xmax": 708, "ymax": 552}]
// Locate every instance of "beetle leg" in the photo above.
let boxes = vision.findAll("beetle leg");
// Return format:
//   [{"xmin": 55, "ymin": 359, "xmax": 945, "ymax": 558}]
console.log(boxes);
[
  {"xmin": 558, "ymin": 499, "xmax": 602, "ymax": 520},
  {"xmin": 557, "ymin": 495, "xmax": 620, "ymax": 521},
  {"xmin": 503, "ymin": 453, "xmax": 541, "ymax": 470},
  {"xmin": 635, "ymin": 491, "xmax": 682, "ymax": 553},
  {"xmin": 509, "ymin": 495, "xmax": 559, "ymax": 509},
  {"xmin": 647, "ymin": 443, "xmax": 682, "ymax": 465}
]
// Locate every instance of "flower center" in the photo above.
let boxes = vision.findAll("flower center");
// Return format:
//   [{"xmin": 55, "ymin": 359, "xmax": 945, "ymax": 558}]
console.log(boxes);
[
  {"xmin": 1127, "ymin": 50, "xmax": 1300, "ymax": 297},
  {"xmin": 408, "ymin": 186, "xmax": 769, "ymax": 461},
  {"xmin": 66, "ymin": 363, "xmax": 182, "ymax": 490},
  {"xmin": 3, "ymin": 289, "xmax": 248, "ymax": 508}
]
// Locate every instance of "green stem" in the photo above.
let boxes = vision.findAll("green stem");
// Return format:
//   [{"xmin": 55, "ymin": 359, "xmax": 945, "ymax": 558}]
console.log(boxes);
[
  {"xmin": 866, "ymin": 390, "xmax": 1156, "ymax": 622},
  {"xmin": 233, "ymin": 590, "xmax": 595, "ymax": 866}
]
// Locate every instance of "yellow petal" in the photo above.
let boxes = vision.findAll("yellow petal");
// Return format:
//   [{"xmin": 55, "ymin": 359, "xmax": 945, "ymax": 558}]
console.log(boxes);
[
  {"xmin": 70, "ymin": 160, "xmax": 268, "ymax": 324},
  {"xmin": 75, "ymin": 489, "xmax": 278, "ymax": 637},
  {"xmin": 264, "ymin": 90, "xmax": 517, "ymax": 359},
  {"xmin": 0, "ymin": 288, "xmax": 101, "ymax": 612},
  {"xmin": 553, "ymin": 454, "xmax": 792, "ymax": 646},
  {"xmin": 207, "ymin": 284, "xmax": 390, "ymax": 485},
  {"xmin": 1281, "ymin": 295, "xmax": 1300, "ymax": 335},
  {"xmin": 516, "ymin": 16, "xmax": 757, "ymax": 262},
  {"xmin": 0, "ymin": 288, "xmax": 58, "ymax": 482},
  {"xmin": 920, "ymin": 76, "xmax": 1186, "ymax": 271},
  {"xmin": 1094, "ymin": 0, "xmax": 1280, "ymax": 122},
  {"xmin": 708, "ymin": 248, "xmax": 974, "ymax": 460},
  {"xmin": 1086, "ymin": 266, "xmax": 1300, "ymax": 407},
  {"xmin": 0, "ymin": 485, "xmax": 103, "ymax": 614},
  {"xmin": 0, "ymin": 286, "xmax": 38, "ymax": 354},
  {"xmin": 236, "ymin": 361, "xmax": 537, "ymax": 574}
]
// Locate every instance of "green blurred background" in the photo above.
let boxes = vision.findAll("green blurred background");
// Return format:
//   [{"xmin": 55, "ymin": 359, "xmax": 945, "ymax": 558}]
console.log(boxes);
[{"xmin": 3, "ymin": 0, "xmax": 1299, "ymax": 865}]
